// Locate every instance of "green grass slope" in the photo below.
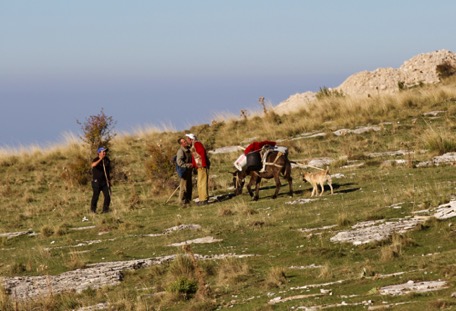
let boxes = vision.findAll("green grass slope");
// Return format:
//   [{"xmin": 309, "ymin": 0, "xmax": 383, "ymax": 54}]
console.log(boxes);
[{"xmin": 1, "ymin": 78, "xmax": 456, "ymax": 310}]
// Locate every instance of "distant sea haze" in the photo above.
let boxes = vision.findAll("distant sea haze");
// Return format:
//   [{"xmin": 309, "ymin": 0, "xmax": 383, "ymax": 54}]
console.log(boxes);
[{"xmin": 0, "ymin": 73, "xmax": 346, "ymax": 148}]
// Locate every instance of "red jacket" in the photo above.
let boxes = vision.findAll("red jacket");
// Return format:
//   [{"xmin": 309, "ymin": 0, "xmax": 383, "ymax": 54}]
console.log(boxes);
[
  {"xmin": 244, "ymin": 140, "xmax": 276, "ymax": 155},
  {"xmin": 191, "ymin": 141, "xmax": 209, "ymax": 168}
]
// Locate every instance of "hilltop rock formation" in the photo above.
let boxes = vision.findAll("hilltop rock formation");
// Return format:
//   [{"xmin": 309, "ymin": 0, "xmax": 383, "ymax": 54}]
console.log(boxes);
[{"xmin": 274, "ymin": 49, "xmax": 456, "ymax": 115}]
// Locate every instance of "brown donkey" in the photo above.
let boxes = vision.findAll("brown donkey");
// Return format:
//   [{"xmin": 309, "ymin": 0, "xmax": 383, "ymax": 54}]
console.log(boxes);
[{"xmin": 233, "ymin": 151, "xmax": 293, "ymax": 201}]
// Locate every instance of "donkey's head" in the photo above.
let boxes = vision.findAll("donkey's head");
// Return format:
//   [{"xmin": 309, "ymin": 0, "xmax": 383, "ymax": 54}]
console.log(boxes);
[{"xmin": 232, "ymin": 170, "xmax": 247, "ymax": 195}]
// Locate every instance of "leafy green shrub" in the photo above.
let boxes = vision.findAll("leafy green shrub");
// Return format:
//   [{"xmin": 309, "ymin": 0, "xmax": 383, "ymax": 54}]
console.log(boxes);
[{"xmin": 167, "ymin": 277, "xmax": 197, "ymax": 300}]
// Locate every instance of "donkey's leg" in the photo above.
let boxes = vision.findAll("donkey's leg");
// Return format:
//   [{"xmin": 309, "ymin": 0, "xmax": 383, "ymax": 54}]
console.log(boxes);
[
  {"xmin": 246, "ymin": 177, "xmax": 255, "ymax": 198},
  {"xmin": 272, "ymin": 173, "xmax": 281, "ymax": 199},
  {"xmin": 253, "ymin": 177, "xmax": 262, "ymax": 201},
  {"xmin": 288, "ymin": 175, "xmax": 293, "ymax": 196}
]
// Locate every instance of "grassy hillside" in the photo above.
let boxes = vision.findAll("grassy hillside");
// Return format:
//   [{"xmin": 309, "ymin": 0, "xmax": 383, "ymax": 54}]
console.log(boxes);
[{"xmin": 1, "ymin": 77, "xmax": 456, "ymax": 310}]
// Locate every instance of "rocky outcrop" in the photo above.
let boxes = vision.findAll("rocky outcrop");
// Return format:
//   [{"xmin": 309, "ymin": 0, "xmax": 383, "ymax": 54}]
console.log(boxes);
[
  {"xmin": 273, "ymin": 91, "xmax": 316, "ymax": 115},
  {"xmin": 274, "ymin": 49, "xmax": 456, "ymax": 114},
  {"xmin": 2, "ymin": 256, "xmax": 175, "ymax": 300},
  {"xmin": 1, "ymin": 253, "xmax": 254, "ymax": 300},
  {"xmin": 337, "ymin": 49, "xmax": 456, "ymax": 97}
]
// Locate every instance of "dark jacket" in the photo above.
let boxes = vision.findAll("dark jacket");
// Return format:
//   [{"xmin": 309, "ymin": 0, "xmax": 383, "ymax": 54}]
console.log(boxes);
[{"xmin": 92, "ymin": 157, "xmax": 111, "ymax": 184}]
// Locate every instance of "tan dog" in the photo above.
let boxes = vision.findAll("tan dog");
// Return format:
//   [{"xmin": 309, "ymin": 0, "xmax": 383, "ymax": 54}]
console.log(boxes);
[{"xmin": 302, "ymin": 168, "xmax": 333, "ymax": 197}]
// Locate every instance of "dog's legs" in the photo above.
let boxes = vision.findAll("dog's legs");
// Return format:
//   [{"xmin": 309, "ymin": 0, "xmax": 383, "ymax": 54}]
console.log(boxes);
[
  {"xmin": 311, "ymin": 183, "xmax": 317, "ymax": 197},
  {"xmin": 319, "ymin": 182, "xmax": 324, "ymax": 196}
]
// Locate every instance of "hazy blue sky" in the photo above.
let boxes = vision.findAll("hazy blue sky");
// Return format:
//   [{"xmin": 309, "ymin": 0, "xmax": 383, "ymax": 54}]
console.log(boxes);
[{"xmin": 1, "ymin": 1, "xmax": 455, "ymax": 148}]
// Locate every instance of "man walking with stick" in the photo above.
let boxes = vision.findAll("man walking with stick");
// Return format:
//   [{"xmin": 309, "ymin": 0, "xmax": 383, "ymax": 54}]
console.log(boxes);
[
  {"xmin": 91, "ymin": 147, "xmax": 111, "ymax": 213},
  {"xmin": 175, "ymin": 137, "xmax": 193, "ymax": 206}
]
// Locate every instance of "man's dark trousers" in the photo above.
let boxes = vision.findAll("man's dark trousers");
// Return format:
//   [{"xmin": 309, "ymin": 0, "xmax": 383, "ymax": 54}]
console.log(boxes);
[{"xmin": 91, "ymin": 180, "xmax": 111, "ymax": 213}]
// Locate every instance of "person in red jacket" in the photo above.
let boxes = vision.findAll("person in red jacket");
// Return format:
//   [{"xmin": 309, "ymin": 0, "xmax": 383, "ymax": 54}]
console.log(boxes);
[
  {"xmin": 185, "ymin": 133, "xmax": 210, "ymax": 205},
  {"xmin": 244, "ymin": 140, "xmax": 276, "ymax": 155}
]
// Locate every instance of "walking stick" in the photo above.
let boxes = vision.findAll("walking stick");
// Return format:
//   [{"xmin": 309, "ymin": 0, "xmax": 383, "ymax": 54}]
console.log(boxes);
[
  {"xmin": 102, "ymin": 159, "xmax": 112, "ymax": 196},
  {"xmin": 165, "ymin": 185, "xmax": 180, "ymax": 204}
]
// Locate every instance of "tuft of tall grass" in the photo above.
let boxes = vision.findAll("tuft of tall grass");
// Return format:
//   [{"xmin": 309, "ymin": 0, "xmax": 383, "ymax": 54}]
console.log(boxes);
[
  {"xmin": 337, "ymin": 212, "xmax": 352, "ymax": 227},
  {"xmin": 65, "ymin": 250, "xmax": 88, "ymax": 270},
  {"xmin": 264, "ymin": 266, "xmax": 288, "ymax": 289},
  {"xmin": 380, "ymin": 233, "xmax": 416, "ymax": 262},
  {"xmin": 215, "ymin": 257, "xmax": 250, "ymax": 286},
  {"xmin": 318, "ymin": 262, "xmax": 333, "ymax": 279},
  {"xmin": 420, "ymin": 128, "xmax": 456, "ymax": 155},
  {"xmin": 40, "ymin": 225, "xmax": 54, "ymax": 237},
  {"xmin": 168, "ymin": 254, "xmax": 195, "ymax": 279}
]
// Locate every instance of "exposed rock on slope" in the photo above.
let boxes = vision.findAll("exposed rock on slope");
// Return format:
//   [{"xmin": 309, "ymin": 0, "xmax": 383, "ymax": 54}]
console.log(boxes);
[
  {"xmin": 337, "ymin": 49, "xmax": 456, "ymax": 96},
  {"xmin": 273, "ymin": 91, "xmax": 316, "ymax": 115},
  {"xmin": 274, "ymin": 49, "xmax": 456, "ymax": 114}
]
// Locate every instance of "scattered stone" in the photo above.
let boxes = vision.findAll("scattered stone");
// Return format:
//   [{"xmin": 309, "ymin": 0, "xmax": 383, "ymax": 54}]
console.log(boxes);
[
  {"xmin": 416, "ymin": 152, "xmax": 456, "ymax": 167},
  {"xmin": 289, "ymin": 264, "xmax": 323, "ymax": 270},
  {"xmin": 432, "ymin": 200, "xmax": 456, "ymax": 220},
  {"xmin": 285, "ymin": 198, "xmax": 316, "ymax": 205},
  {"xmin": 388, "ymin": 203, "xmax": 404, "ymax": 209},
  {"xmin": 423, "ymin": 110, "xmax": 446, "ymax": 117},
  {"xmin": 69, "ymin": 226, "xmax": 96, "ymax": 231},
  {"xmin": 307, "ymin": 158, "xmax": 333, "ymax": 168},
  {"xmin": 380, "ymin": 159, "xmax": 408, "ymax": 167},
  {"xmin": 268, "ymin": 293, "xmax": 323, "ymax": 305},
  {"xmin": 162, "ymin": 224, "xmax": 201, "ymax": 234},
  {"xmin": 0, "ymin": 230, "xmax": 36, "ymax": 240},
  {"xmin": 367, "ymin": 150, "xmax": 412, "ymax": 158},
  {"xmin": 298, "ymin": 225, "xmax": 337, "ymax": 233},
  {"xmin": 330, "ymin": 217, "xmax": 423, "ymax": 245},
  {"xmin": 290, "ymin": 279, "xmax": 346, "ymax": 290},
  {"xmin": 168, "ymin": 236, "xmax": 223, "ymax": 247},
  {"xmin": 379, "ymin": 280, "xmax": 447, "ymax": 296},
  {"xmin": 75, "ymin": 303, "xmax": 108, "ymax": 311},
  {"xmin": 290, "ymin": 131, "xmax": 327, "ymax": 141},
  {"xmin": 333, "ymin": 126, "xmax": 382, "ymax": 136},
  {"xmin": 341, "ymin": 162, "xmax": 365, "ymax": 169},
  {"xmin": 368, "ymin": 302, "xmax": 412, "ymax": 310}
]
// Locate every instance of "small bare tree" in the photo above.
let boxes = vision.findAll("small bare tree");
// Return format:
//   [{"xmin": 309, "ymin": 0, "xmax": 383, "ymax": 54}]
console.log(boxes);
[
  {"xmin": 77, "ymin": 108, "xmax": 117, "ymax": 154},
  {"xmin": 240, "ymin": 109, "xmax": 248, "ymax": 120},
  {"xmin": 62, "ymin": 109, "xmax": 117, "ymax": 186},
  {"xmin": 258, "ymin": 96, "xmax": 267, "ymax": 114}
]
